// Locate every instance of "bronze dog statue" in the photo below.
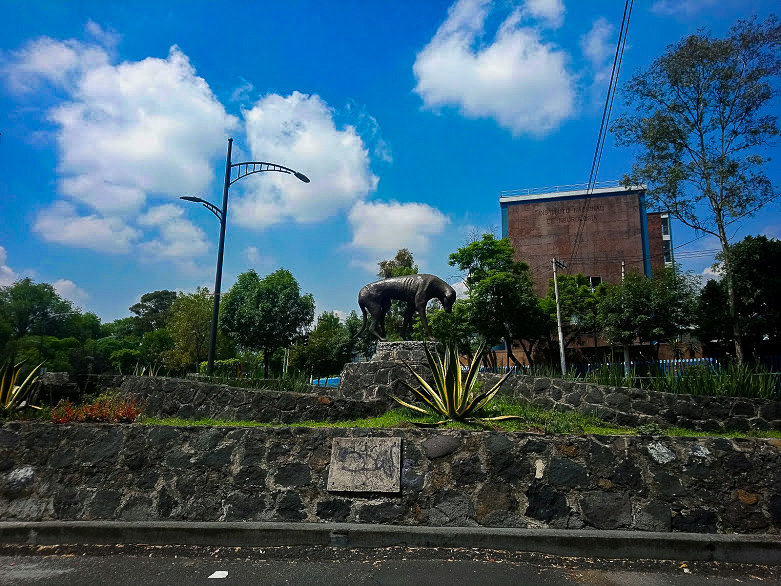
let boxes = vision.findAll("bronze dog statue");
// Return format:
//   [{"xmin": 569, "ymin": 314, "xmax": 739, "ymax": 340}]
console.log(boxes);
[{"xmin": 354, "ymin": 274, "xmax": 456, "ymax": 341}]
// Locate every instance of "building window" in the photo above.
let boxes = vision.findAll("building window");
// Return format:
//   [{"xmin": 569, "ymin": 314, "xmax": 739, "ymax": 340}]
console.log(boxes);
[
  {"xmin": 587, "ymin": 276, "xmax": 602, "ymax": 289},
  {"xmin": 661, "ymin": 214, "xmax": 670, "ymax": 237},
  {"xmin": 663, "ymin": 240, "xmax": 672, "ymax": 264}
]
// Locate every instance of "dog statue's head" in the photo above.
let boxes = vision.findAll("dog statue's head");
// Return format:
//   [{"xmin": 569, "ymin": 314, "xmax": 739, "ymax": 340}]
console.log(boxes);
[{"xmin": 442, "ymin": 283, "xmax": 456, "ymax": 313}]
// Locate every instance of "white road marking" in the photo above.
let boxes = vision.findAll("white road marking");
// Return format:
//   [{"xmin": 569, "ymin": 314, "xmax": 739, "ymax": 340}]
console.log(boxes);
[{"xmin": 208, "ymin": 570, "xmax": 229, "ymax": 578}]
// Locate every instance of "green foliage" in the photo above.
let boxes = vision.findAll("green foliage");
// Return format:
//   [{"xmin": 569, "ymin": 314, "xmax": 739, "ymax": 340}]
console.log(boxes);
[
  {"xmin": 129, "ymin": 290, "xmax": 177, "ymax": 334},
  {"xmin": 448, "ymin": 234, "xmax": 546, "ymax": 366},
  {"xmin": 198, "ymin": 358, "xmax": 242, "ymax": 377},
  {"xmin": 220, "ymin": 269, "xmax": 315, "ymax": 377},
  {"xmin": 109, "ymin": 348, "xmax": 141, "ymax": 374},
  {"xmin": 0, "ymin": 278, "xmax": 73, "ymax": 340},
  {"xmin": 392, "ymin": 343, "xmax": 513, "ymax": 422},
  {"xmin": 700, "ymin": 236, "xmax": 781, "ymax": 358},
  {"xmin": 289, "ymin": 311, "xmax": 353, "ymax": 378},
  {"xmin": 166, "ymin": 287, "xmax": 215, "ymax": 372},
  {"xmin": 191, "ymin": 372, "xmax": 312, "ymax": 393},
  {"xmin": 377, "ymin": 248, "xmax": 418, "ymax": 279},
  {"xmin": 0, "ymin": 356, "xmax": 44, "ymax": 416}
]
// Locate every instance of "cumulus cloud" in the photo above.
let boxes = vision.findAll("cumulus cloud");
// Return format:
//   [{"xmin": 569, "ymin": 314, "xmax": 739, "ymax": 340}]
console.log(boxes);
[
  {"xmin": 413, "ymin": 0, "xmax": 576, "ymax": 136},
  {"xmin": 33, "ymin": 201, "xmax": 140, "ymax": 253},
  {"xmin": 580, "ymin": 17, "xmax": 615, "ymax": 101},
  {"xmin": 245, "ymin": 246, "xmax": 274, "ymax": 268},
  {"xmin": 6, "ymin": 33, "xmax": 238, "ymax": 260},
  {"xmin": 53, "ymin": 279, "xmax": 89, "ymax": 305},
  {"xmin": 651, "ymin": 0, "xmax": 718, "ymax": 17},
  {"xmin": 0, "ymin": 246, "xmax": 17, "ymax": 286},
  {"xmin": 347, "ymin": 200, "xmax": 449, "ymax": 271},
  {"xmin": 700, "ymin": 265, "xmax": 722, "ymax": 283},
  {"xmin": 137, "ymin": 204, "xmax": 209, "ymax": 269},
  {"xmin": 233, "ymin": 92, "xmax": 379, "ymax": 229},
  {"xmin": 522, "ymin": 0, "xmax": 565, "ymax": 29}
]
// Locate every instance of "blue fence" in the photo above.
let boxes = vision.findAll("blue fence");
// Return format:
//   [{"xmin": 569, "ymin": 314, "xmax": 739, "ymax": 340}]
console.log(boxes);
[
  {"xmin": 311, "ymin": 376, "xmax": 340, "ymax": 388},
  {"xmin": 475, "ymin": 355, "xmax": 781, "ymax": 377}
]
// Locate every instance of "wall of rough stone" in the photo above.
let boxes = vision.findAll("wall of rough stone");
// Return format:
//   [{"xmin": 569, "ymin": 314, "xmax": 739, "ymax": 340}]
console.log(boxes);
[
  {"xmin": 335, "ymin": 360, "xmax": 781, "ymax": 432},
  {"xmin": 481, "ymin": 374, "xmax": 781, "ymax": 433},
  {"xmin": 119, "ymin": 377, "xmax": 385, "ymax": 424},
  {"xmin": 2, "ymin": 422, "xmax": 779, "ymax": 534}
]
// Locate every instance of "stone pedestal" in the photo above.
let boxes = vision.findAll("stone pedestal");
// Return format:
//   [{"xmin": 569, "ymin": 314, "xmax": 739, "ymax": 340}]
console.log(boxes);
[{"xmin": 333, "ymin": 341, "xmax": 443, "ymax": 406}]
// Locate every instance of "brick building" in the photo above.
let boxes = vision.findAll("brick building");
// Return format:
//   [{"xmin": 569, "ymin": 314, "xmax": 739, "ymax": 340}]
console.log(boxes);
[{"xmin": 500, "ymin": 182, "xmax": 672, "ymax": 296}]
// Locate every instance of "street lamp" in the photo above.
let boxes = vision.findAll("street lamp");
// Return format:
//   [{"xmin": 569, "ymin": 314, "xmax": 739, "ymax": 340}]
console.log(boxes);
[{"xmin": 181, "ymin": 137, "xmax": 310, "ymax": 376}]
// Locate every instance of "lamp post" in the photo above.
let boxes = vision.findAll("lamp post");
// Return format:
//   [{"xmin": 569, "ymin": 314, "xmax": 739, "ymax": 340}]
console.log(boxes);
[{"xmin": 181, "ymin": 137, "xmax": 309, "ymax": 376}]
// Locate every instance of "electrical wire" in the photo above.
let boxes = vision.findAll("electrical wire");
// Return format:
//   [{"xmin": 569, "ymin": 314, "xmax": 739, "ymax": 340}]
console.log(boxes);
[{"xmin": 567, "ymin": 0, "xmax": 634, "ymax": 272}]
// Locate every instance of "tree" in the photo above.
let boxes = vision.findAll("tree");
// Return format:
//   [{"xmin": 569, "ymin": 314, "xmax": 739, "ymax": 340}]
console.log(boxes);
[
  {"xmin": 220, "ymin": 269, "xmax": 315, "ymax": 377},
  {"xmin": 289, "ymin": 312, "xmax": 351, "ymax": 378},
  {"xmin": 540, "ymin": 274, "xmax": 597, "ymax": 357},
  {"xmin": 377, "ymin": 248, "xmax": 418, "ymax": 279},
  {"xmin": 449, "ymin": 234, "xmax": 546, "ymax": 366},
  {"xmin": 167, "ymin": 287, "xmax": 214, "ymax": 372},
  {"xmin": 129, "ymin": 290, "xmax": 177, "ymax": 334},
  {"xmin": 612, "ymin": 16, "xmax": 781, "ymax": 364},
  {"xmin": 596, "ymin": 269, "xmax": 698, "ymax": 369},
  {"xmin": 0, "ymin": 278, "xmax": 72, "ymax": 339},
  {"xmin": 696, "ymin": 235, "xmax": 781, "ymax": 358}
]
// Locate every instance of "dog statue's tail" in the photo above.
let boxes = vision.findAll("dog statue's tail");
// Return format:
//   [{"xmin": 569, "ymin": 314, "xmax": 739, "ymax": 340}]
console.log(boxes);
[{"xmin": 352, "ymin": 303, "xmax": 368, "ymax": 340}]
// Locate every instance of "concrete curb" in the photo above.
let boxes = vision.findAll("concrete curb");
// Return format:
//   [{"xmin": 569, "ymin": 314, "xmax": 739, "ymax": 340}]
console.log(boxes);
[{"xmin": 1, "ymin": 521, "xmax": 779, "ymax": 565}]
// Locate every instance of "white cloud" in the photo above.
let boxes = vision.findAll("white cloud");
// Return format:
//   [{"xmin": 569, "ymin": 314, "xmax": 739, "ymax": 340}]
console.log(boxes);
[
  {"xmin": 651, "ymin": 0, "xmax": 718, "ymax": 17},
  {"xmin": 47, "ymin": 45, "xmax": 237, "ymax": 213},
  {"xmin": 245, "ymin": 246, "xmax": 274, "ymax": 268},
  {"xmin": 522, "ymin": 0, "xmax": 565, "ymax": 29},
  {"xmin": 53, "ymin": 279, "xmax": 89, "ymax": 305},
  {"xmin": 33, "ymin": 201, "xmax": 140, "ymax": 253},
  {"xmin": 137, "ymin": 204, "xmax": 209, "ymax": 267},
  {"xmin": 3, "ymin": 36, "xmax": 110, "ymax": 93},
  {"xmin": 230, "ymin": 77, "xmax": 254, "ymax": 102},
  {"xmin": 580, "ymin": 17, "xmax": 615, "ymax": 102},
  {"xmin": 7, "ymin": 33, "xmax": 239, "ymax": 264},
  {"xmin": 413, "ymin": 0, "xmax": 576, "ymax": 136},
  {"xmin": 451, "ymin": 279, "xmax": 468, "ymax": 298},
  {"xmin": 347, "ymin": 200, "xmax": 449, "ymax": 271},
  {"xmin": 0, "ymin": 246, "xmax": 17, "ymax": 286},
  {"xmin": 234, "ymin": 91, "xmax": 379, "ymax": 229},
  {"xmin": 700, "ymin": 265, "xmax": 722, "ymax": 283},
  {"xmin": 84, "ymin": 20, "xmax": 120, "ymax": 48}
]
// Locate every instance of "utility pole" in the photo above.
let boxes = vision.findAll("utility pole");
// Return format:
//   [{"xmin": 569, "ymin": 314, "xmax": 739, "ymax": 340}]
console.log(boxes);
[{"xmin": 553, "ymin": 258, "xmax": 567, "ymax": 377}]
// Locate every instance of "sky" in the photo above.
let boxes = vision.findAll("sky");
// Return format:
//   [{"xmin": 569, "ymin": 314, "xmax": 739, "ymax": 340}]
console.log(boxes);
[{"xmin": 1, "ymin": 0, "xmax": 779, "ymax": 323}]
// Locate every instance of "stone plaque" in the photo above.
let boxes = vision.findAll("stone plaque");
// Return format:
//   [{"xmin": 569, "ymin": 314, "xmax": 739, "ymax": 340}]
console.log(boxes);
[{"xmin": 327, "ymin": 437, "xmax": 401, "ymax": 492}]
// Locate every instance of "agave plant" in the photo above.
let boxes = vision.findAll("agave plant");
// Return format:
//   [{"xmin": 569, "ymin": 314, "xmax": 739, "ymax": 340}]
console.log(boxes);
[
  {"xmin": 0, "ymin": 357, "xmax": 45, "ymax": 416},
  {"xmin": 392, "ymin": 342, "xmax": 516, "ymax": 423}
]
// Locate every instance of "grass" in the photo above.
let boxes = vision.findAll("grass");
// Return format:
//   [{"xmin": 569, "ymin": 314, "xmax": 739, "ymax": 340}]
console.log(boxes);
[{"xmin": 136, "ymin": 397, "xmax": 781, "ymax": 439}]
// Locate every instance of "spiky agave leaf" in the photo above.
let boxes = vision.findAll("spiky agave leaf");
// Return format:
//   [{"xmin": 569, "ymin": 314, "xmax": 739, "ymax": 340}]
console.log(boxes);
[
  {"xmin": 0, "ymin": 357, "xmax": 44, "ymax": 414},
  {"xmin": 391, "ymin": 341, "xmax": 513, "ymax": 422}
]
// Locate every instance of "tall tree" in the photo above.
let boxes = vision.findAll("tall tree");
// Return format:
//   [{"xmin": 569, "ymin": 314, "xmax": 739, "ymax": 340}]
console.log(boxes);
[
  {"xmin": 612, "ymin": 16, "xmax": 781, "ymax": 364},
  {"xmin": 220, "ymin": 269, "xmax": 315, "ymax": 377},
  {"xmin": 289, "ymin": 312, "xmax": 351, "ymax": 378},
  {"xmin": 0, "ymin": 278, "xmax": 72, "ymax": 339},
  {"xmin": 129, "ymin": 290, "xmax": 177, "ymax": 334}
]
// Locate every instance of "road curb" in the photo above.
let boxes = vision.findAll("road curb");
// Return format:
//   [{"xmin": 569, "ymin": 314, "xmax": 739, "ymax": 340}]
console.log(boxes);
[{"xmin": 1, "ymin": 521, "xmax": 779, "ymax": 565}]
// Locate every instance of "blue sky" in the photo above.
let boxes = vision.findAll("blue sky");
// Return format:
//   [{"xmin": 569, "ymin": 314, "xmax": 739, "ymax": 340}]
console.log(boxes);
[{"xmin": 1, "ymin": 0, "xmax": 779, "ymax": 323}]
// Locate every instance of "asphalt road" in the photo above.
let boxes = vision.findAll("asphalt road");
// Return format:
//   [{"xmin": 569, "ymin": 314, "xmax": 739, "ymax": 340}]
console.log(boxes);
[{"xmin": 0, "ymin": 545, "xmax": 778, "ymax": 585}]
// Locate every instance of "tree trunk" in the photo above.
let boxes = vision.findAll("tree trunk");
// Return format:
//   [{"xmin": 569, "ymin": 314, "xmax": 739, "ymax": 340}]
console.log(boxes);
[
  {"xmin": 623, "ymin": 344, "xmax": 631, "ymax": 376},
  {"xmin": 716, "ymin": 228, "xmax": 744, "ymax": 365},
  {"xmin": 518, "ymin": 339, "xmax": 535, "ymax": 368},
  {"xmin": 504, "ymin": 336, "xmax": 523, "ymax": 369},
  {"xmin": 263, "ymin": 348, "xmax": 270, "ymax": 378}
]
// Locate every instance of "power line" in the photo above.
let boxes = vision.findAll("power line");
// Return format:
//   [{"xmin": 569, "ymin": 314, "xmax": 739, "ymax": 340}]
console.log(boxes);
[{"xmin": 568, "ymin": 0, "xmax": 634, "ymax": 271}]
